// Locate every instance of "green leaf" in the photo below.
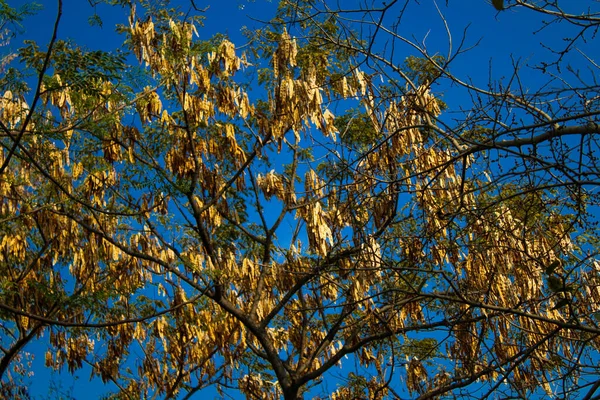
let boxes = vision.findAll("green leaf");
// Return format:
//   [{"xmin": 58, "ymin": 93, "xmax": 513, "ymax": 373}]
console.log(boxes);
[
  {"xmin": 402, "ymin": 55, "xmax": 446, "ymax": 86},
  {"xmin": 544, "ymin": 260, "xmax": 561, "ymax": 275},
  {"xmin": 547, "ymin": 275, "xmax": 563, "ymax": 292},
  {"xmin": 551, "ymin": 298, "xmax": 570, "ymax": 310},
  {"xmin": 492, "ymin": 0, "xmax": 504, "ymax": 11},
  {"xmin": 88, "ymin": 14, "xmax": 103, "ymax": 28}
]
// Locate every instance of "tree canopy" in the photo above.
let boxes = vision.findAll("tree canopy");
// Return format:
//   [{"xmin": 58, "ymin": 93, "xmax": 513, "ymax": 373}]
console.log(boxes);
[{"xmin": 1, "ymin": 0, "xmax": 600, "ymax": 399}]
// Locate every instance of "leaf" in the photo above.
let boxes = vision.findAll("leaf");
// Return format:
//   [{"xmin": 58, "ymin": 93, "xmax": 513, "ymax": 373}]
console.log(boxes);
[
  {"xmin": 544, "ymin": 260, "xmax": 561, "ymax": 275},
  {"xmin": 492, "ymin": 0, "xmax": 504, "ymax": 11},
  {"xmin": 551, "ymin": 298, "xmax": 570, "ymax": 310},
  {"xmin": 88, "ymin": 14, "xmax": 103, "ymax": 28},
  {"xmin": 547, "ymin": 275, "xmax": 563, "ymax": 292}
]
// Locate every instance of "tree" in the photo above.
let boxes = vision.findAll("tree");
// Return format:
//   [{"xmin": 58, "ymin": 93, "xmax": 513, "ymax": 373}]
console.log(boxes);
[{"xmin": 0, "ymin": 0, "xmax": 599, "ymax": 399}]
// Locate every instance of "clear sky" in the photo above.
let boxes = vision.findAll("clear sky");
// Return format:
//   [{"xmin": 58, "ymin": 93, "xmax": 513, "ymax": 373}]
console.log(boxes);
[{"xmin": 4, "ymin": 0, "xmax": 598, "ymax": 398}]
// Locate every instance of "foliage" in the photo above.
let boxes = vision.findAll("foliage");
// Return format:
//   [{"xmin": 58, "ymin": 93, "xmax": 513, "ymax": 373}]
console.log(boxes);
[
  {"xmin": 402, "ymin": 55, "xmax": 446, "ymax": 87},
  {"xmin": 0, "ymin": 0, "xmax": 599, "ymax": 399}
]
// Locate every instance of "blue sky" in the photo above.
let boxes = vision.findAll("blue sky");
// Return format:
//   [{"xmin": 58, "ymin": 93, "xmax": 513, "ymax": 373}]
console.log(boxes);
[{"xmin": 4, "ymin": 0, "xmax": 599, "ymax": 398}]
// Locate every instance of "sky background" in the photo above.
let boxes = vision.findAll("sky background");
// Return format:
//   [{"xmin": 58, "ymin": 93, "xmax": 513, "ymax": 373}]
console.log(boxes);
[{"xmin": 4, "ymin": 0, "xmax": 598, "ymax": 398}]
